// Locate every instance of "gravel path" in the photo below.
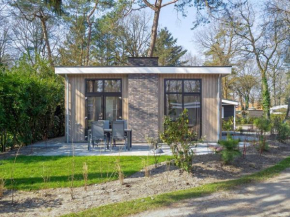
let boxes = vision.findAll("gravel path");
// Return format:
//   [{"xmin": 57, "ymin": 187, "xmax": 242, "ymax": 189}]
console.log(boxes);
[{"xmin": 132, "ymin": 168, "xmax": 290, "ymax": 217}]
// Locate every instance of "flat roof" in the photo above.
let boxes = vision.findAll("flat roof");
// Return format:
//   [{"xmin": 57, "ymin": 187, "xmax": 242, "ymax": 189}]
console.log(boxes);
[
  {"xmin": 55, "ymin": 66, "xmax": 232, "ymax": 75},
  {"xmin": 222, "ymin": 99, "xmax": 239, "ymax": 106}
]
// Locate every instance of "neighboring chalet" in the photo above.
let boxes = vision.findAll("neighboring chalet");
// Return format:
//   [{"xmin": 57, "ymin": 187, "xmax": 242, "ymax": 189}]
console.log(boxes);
[
  {"xmin": 222, "ymin": 99, "xmax": 239, "ymax": 129},
  {"xmin": 55, "ymin": 57, "xmax": 232, "ymax": 143}
]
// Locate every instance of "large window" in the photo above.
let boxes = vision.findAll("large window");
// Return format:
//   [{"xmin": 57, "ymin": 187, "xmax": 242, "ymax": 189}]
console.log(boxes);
[
  {"xmin": 85, "ymin": 79, "xmax": 122, "ymax": 134},
  {"xmin": 165, "ymin": 79, "xmax": 201, "ymax": 138}
]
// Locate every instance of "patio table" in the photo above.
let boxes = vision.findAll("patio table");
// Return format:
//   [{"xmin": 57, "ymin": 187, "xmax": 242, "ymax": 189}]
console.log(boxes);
[
  {"xmin": 104, "ymin": 129, "xmax": 112, "ymax": 149},
  {"xmin": 105, "ymin": 128, "xmax": 132, "ymax": 150},
  {"xmin": 125, "ymin": 129, "xmax": 132, "ymax": 149}
]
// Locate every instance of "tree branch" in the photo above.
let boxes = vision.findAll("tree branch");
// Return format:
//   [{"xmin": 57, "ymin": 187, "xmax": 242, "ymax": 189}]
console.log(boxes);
[{"xmin": 161, "ymin": 0, "xmax": 178, "ymax": 8}]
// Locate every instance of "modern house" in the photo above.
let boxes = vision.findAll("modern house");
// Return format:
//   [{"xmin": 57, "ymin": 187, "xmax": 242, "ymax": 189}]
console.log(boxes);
[
  {"xmin": 55, "ymin": 57, "xmax": 231, "ymax": 143},
  {"xmin": 222, "ymin": 99, "xmax": 239, "ymax": 129}
]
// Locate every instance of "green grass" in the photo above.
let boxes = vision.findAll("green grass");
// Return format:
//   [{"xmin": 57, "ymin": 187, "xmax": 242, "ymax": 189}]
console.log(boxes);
[
  {"xmin": 0, "ymin": 155, "xmax": 171, "ymax": 190},
  {"xmin": 64, "ymin": 155, "xmax": 290, "ymax": 217}
]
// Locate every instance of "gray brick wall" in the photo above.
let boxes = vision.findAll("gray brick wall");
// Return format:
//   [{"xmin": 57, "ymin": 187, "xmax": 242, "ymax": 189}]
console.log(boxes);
[
  {"xmin": 128, "ymin": 57, "xmax": 158, "ymax": 66},
  {"xmin": 128, "ymin": 74, "xmax": 159, "ymax": 142}
]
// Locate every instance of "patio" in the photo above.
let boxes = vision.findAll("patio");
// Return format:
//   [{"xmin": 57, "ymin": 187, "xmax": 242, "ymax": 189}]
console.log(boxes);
[{"xmin": 8, "ymin": 136, "xmax": 251, "ymax": 157}]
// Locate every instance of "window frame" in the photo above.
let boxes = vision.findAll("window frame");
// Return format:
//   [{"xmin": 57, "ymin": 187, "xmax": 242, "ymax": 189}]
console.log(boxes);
[
  {"xmin": 164, "ymin": 79, "xmax": 202, "ymax": 137},
  {"xmin": 85, "ymin": 78, "xmax": 122, "ymax": 136}
]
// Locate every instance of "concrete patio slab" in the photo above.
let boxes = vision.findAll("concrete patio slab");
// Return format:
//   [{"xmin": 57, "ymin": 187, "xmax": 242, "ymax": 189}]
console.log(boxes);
[{"xmin": 22, "ymin": 137, "xmax": 251, "ymax": 157}]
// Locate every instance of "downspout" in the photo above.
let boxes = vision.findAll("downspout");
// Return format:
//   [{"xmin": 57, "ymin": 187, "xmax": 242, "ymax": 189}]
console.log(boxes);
[
  {"xmin": 234, "ymin": 106, "xmax": 236, "ymax": 130},
  {"xmin": 217, "ymin": 74, "xmax": 221, "ymax": 141},
  {"xmin": 65, "ymin": 74, "xmax": 69, "ymax": 143}
]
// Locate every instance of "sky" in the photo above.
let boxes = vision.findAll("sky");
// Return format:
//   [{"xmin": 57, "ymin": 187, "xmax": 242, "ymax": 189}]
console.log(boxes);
[
  {"xmin": 147, "ymin": 0, "xmax": 266, "ymax": 57},
  {"xmin": 154, "ymin": 5, "xmax": 199, "ymax": 55}
]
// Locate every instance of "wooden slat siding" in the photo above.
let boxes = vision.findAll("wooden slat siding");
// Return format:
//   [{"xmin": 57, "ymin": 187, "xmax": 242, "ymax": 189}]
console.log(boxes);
[
  {"xmin": 67, "ymin": 74, "xmax": 128, "ymax": 142},
  {"xmin": 158, "ymin": 74, "xmax": 219, "ymax": 142}
]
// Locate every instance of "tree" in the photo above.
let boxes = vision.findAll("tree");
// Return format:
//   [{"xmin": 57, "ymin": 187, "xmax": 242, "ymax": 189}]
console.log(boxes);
[
  {"xmin": 153, "ymin": 27, "xmax": 187, "ymax": 66},
  {"xmin": 126, "ymin": 0, "xmax": 226, "ymax": 57},
  {"xmin": 180, "ymin": 52, "xmax": 203, "ymax": 66},
  {"xmin": 267, "ymin": 51, "xmax": 288, "ymax": 106},
  {"xmin": 11, "ymin": 0, "xmax": 64, "ymax": 66},
  {"xmin": 225, "ymin": 1, "xmax": 287, "ymax": 119},
  {"xmin": 195, "ymin": 21, "xmax": 241, "ymax": 99},
  {"xmin": 0, "ymin": 1, "xmax": 11, "ymax": 68},
  {"xmin": 117, "ymin": 11, "xmax": 151, "ymax": 58},
  {"xmin": 234, "ymin": 62, "xmax": 259, "ymax": 110}
]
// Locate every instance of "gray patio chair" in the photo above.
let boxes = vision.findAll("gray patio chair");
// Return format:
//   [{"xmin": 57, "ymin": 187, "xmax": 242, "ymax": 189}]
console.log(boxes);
[
  {"xmin": 116, "ymin": 120, "xmax": 127, "ymax": 129},
  {"xmin": 112, "ymin": 121, "xmax": 128, "ymax": 151},
  {"xmin": 88, "ymin": 121, "xmax": 108, "ymax": 151}
]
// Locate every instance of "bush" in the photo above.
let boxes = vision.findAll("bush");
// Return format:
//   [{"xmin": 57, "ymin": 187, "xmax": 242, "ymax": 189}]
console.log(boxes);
[
  {"xmin": 218, "ymin": 135, "xmax": 241, "ymax": 164},
  {"xmin": 273, "ymin": 118, "xmax": 290, "ymax": 143},
  {"xmin": 222, "ymin": 117, "xmax": 233, "ymax": 132},
  {"xmin": 0, "ymin": 57, "xmax": 64, "ymax": 151},
  {"xmin": 254, "ymin": 117, "xmax": 272, "ymax": 154},
  {"xmin": 160, "ymin": 109, "xmax": 198, "ymax": 172}
]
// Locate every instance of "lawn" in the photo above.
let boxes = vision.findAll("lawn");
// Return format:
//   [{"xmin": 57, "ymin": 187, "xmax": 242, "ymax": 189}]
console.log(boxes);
[{"xmin": 0, "ymin": 155, "xmax": 171, "ymax": 190}]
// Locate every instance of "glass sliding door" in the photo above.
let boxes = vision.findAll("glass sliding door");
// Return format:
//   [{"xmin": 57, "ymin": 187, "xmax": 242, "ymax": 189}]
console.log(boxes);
[
  {"xmin": 87, "ymin": 96, "xmax": 103, "ymax": 130},
  {"xmin": 184, "ymin": 95, "xmax": 201, "ymax": 137},
  {"xmin": 165, "ymin": 79, "xmax": 202, "ymax": 138},
  {"xmin": 105, "ymin": 96, "xmax": 122, "ymax": 122},
  {"xmin": 85, "ymin": 79, "xmax": 122, "ymax": 137},
  {"xmin": 165, "ymin": 94, "xmax": 183, "ymax": 120}
]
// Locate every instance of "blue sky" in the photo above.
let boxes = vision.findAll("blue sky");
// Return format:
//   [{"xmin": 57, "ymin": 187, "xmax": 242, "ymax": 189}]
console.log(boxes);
[
  {"xmin": 157, "ymin": 5, "xmax": 198, "ymax": 55},
  {"xmin": 147, "ymin": 0, "xmax": 265, "ymax": 56}
]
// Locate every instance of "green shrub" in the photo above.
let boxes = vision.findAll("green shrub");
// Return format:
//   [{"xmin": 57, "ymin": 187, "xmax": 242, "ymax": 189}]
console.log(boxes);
[
  {"xmin": 254, "ymin": 117, "xmax": 272, "ymax": 154},
  {"xmin": 160, "ymin": 109, "xmax": 198, "ymax": 172},
  {"xmin": 237, "ymin": 126, "xmax": 243, "ymax": 134},
  {"xmin": 0, "ymin": 56, "xmax": 64, "ymax": 151},
  {"xmin": 218, "ymin": 135, "xmax": 241, "ymax": 164},
  {"xmin": 273, "ymin": 118, "xmax": 290, "ymax": 143},
  {"xmin": 236, "ymin": 116, "xmax": 254, "ymax": 125},
  {"xmin": 222, "ymin": 117, "xmax": 233, "ymax": 133},
  {"xmin": 254, "ymin": 117, "xmax": 272, "ymax": 133}
]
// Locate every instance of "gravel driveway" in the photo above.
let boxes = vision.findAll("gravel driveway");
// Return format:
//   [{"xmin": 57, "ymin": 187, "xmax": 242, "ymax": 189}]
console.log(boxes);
[{"xmin": 132, "ymin": 168, "xmax": 290, "ymax": 217}]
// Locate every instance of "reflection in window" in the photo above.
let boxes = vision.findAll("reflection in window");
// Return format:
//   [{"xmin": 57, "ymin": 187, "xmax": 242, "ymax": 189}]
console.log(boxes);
[
  {"xmin": 165, "ymin": 79, "xmax": 201, "ymax": 138},
  {"xmin": 184, "ymin": 80, "xmax": 200, "ymax": 92},
  {"xmin": 184, "ymin": 95, "xmax": 201, "ymax": 137},
  {"xmin": 87, "ymin": 97, "xmax": 103, "ymax": 129},
  {"xmin": 105, "ymin": 97, "xmax": 122, "ymax": 122},
  {"xmin": 104, "ymin": 80, "xmax": 121, "ymax": 92},
  {"xmin": 94, "ymin": 80, "xmax": 103, "ymax": 92},
  {"xmin": 165, "ymin": 80, "xmax": 182, "ymax": 92},
  {"xmin": 166, "ymin": 94, "xmax": 182, "ymax": 120},
  {"xmin": 87, "ymin": 80, "xmax": 94, "ymax": 92}
]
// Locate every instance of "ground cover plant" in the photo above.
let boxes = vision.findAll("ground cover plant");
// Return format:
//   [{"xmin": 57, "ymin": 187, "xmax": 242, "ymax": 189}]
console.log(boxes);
[
  {"xmin": 64, "ymin": 155, "xmax": 290, "ymax": 217},
  {"xmin": 0, "ymin": 155, "xmax": 171, "ymax": 190}
]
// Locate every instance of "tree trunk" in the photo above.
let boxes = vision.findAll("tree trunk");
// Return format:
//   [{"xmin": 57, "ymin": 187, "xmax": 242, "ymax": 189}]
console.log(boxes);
[
  {"xmin": 222, "ymin": 77, "xmax": 228, "ymax": 99},
  {"xmin": 40, "ymin": 16, "xmax": 53, "ymax": 67},
  {"xmin": 261, "ymin": 71, "xmax": 271, "ymax": 119},
  {"xmin": 147, "ymin": 4, "xmax": 161, "ymax": 57},
  {"xmin": 273, "ymin": 75, "xmax": 276, "ymax": 106},
  {"xmin": 244, "ymin": 94, "xmax": 249, "ymax": 110},
  {"xmin": 86, "ymin": 23, "xmax": 92, "ymax": 66}
]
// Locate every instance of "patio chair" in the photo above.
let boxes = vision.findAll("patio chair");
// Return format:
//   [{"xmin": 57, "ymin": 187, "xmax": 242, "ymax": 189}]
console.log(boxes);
[
  {"xmin": 116, "ymin": 120, "xmax": 127, "ymax": 129},
  {"xmin": 88, "ymin": 121, "xmax": 108, "ymax": 151},
  {"xmin": 112, "ymin": 121, "xmax": 128, "ymax": 151}
]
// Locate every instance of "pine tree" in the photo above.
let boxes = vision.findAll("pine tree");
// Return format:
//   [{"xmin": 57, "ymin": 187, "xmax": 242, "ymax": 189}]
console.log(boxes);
[{"xmin": 153, "ymin": 28, "xmax": 187, "ymax": 66}]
